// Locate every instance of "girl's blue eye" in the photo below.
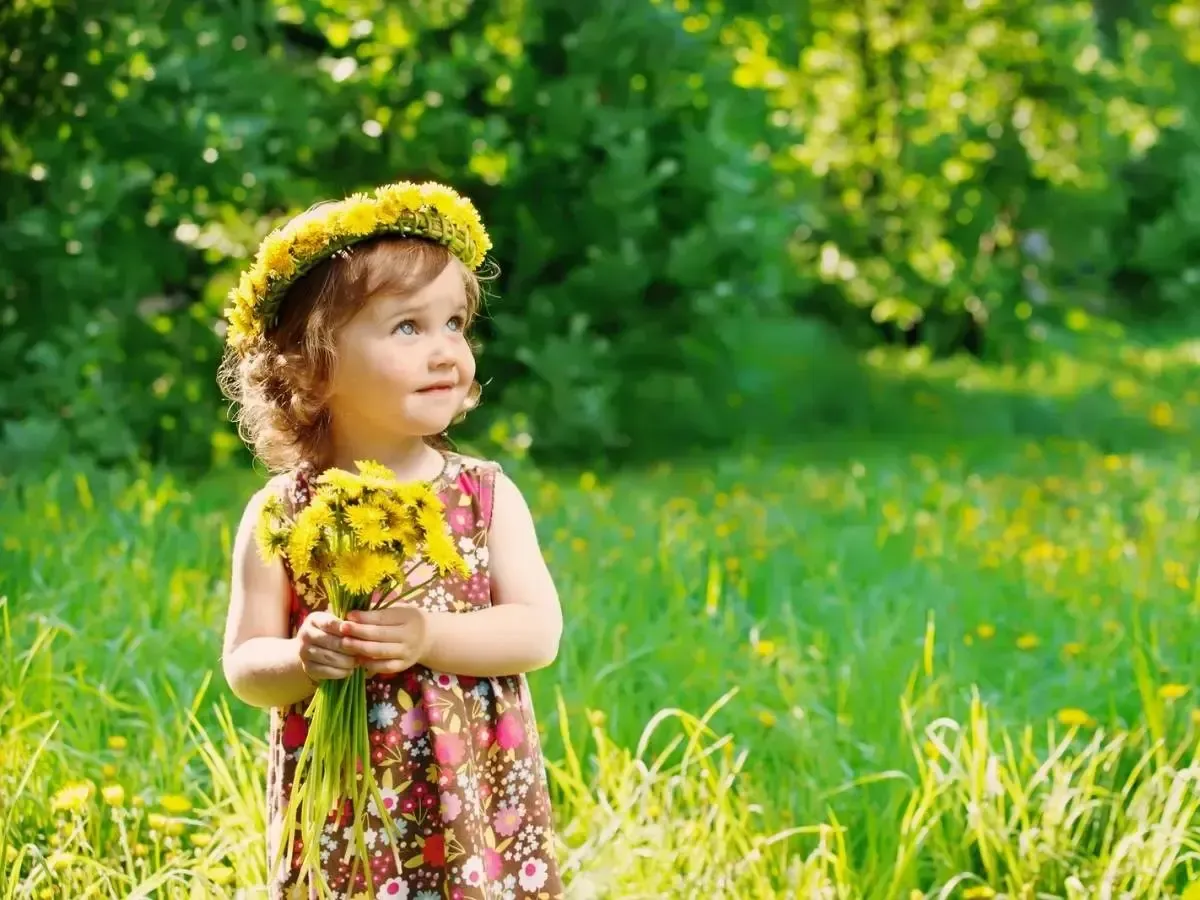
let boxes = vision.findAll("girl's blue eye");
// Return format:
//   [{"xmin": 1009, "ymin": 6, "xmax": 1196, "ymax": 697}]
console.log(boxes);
[
  {"xmin": 447, "ymin": 316, "xmax": 465, "ymax": 333},
  {"xmin": 394, "ymin": 321, "xmax": 416, "ymax": 336}
]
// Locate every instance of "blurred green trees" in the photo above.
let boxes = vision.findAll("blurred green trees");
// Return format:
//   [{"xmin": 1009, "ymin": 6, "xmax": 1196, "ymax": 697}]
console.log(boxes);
[{"xmin": 1, "ymin": 0, "xmax": 1198, "ymax": 470}]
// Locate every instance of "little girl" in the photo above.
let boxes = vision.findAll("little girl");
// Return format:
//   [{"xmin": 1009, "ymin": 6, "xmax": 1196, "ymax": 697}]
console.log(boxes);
[{"xmin": 217, "ymin": 181, "xmax": 565, "ymax": 900}]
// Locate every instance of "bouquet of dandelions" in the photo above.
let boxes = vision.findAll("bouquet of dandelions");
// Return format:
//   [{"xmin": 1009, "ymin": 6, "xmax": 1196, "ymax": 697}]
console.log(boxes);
[{"xmin": 256, "ymin": 460, "xmax": 469, "ymax": 894}]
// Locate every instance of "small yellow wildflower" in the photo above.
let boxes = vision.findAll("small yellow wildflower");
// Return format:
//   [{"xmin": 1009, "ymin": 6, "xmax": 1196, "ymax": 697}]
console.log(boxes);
[
  {"xmin": 1149, "ymin": 401, "xmax": 1174, "ymax": 428},
  {"xmin": 976, "ymin": 623, "xmax": 996, "ymax": 640},
  {"xmin": 101, "ymin": 763, "xmax": 117, "ymax": 779},
  {"xmin": 962, "ymin": 886, "xmax": 996, "ymax": 899},
  {"xmin": 147, "ymin": 813, "xmax": 168, "ymax": 831},
  {"xmin": 107, "ymin": 735, "xmax": 128, "ymax": 751},
  {"xmin": 1062, "ymin": 641, "xmax": 1084, "ymax": 658},
  {"xmin": 101, "ymin": 784, "xmax": 125, "ymax": 807},
  {"xmin": 51, "ymin": 781, "xmax": 94, "ymax": 813},
  {"xmin": 754, "ymin": 639, "xmax": 776, "ymax": 657},
  {"xmin": 1016, "ymin": 633, "xmax": 1040, "ymax": 650},
  {"xmin": 1057, "ymin": 707, "xmax": 1094, "ymax": 728},
  {"xmin": 205, "ymin": 865, "xmax": 234, "ymax": 886},
  {"xmin": 757, "ymin": 710, "xmax": 777, "ymax": 727},
  {"xmin": 159, "ymin": 793, "xmax": 193, "ymax": 814},
  {"xmin": 1159, "ymin": 683, "xmax": 1189, "ymax": 702}
]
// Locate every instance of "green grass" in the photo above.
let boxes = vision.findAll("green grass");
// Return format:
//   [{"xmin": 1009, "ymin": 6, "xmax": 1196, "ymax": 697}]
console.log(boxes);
[{"xmin": 5, "ymin": 333, "xmax": 1200, "ymax": 898}]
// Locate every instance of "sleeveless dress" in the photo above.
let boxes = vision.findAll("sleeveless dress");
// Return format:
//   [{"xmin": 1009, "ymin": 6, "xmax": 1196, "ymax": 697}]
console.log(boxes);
[{"xmin": 265, "ymin": 453, "xmax": 565, "ymax": 900}]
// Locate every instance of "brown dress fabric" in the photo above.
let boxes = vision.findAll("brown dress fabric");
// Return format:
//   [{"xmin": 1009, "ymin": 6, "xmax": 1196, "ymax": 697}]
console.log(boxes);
[{"xmin": 264, "ymin": 454, "xmax": 564, "ymax": 900}]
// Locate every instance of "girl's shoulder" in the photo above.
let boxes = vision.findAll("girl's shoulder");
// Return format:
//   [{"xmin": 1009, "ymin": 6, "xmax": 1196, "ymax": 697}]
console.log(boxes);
[{"xmin": 444, "ymin": 451, "xmax": 503, "ymax": 478}]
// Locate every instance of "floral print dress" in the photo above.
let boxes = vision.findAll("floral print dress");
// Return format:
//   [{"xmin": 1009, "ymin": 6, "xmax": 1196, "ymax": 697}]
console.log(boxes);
[{"xmin": 266, "ymin": 453, "xmax": 564, "ymax": 900}]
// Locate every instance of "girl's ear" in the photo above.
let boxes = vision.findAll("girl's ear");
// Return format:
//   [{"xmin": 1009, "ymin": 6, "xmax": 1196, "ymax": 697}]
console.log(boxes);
[{"xmin": 452, "ymin": 381, "xmax": 483, "ymax": 426}]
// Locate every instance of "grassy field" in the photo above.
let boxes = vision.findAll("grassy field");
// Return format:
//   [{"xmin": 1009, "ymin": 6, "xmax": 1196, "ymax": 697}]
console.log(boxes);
[{"xmin": 4, "ymin": 334, "xmax": 1200, "ymax": 898}]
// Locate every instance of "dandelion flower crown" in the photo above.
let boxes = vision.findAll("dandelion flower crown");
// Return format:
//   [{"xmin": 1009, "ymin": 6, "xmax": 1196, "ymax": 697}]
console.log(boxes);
[{"xmin": 223, "ymin": 180, "xmax": 492, "ymax": 354}]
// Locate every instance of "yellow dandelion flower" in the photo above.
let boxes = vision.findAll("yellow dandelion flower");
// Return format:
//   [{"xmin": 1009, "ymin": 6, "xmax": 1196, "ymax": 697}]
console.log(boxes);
[
  {"xmin": 345, "ymin": 502, "xmax": 391, "ymax": 548},
  {"xmin": 248, "ymin": 262, "xmax": 270, "ymax": 298},
  {"xmin": 425, "ymin": 532, "xmax": 468, "ymax": 577},
  {"xmin": 159, "ymin": 793, "xmax": 192, "ymax": 814},
  {"xmin": 256, "ymin": 513, "xmax": 289, "ymax": 561},
  {"xmin": 976, "ymin": 623, "xmax": 996, "ymax": 640},
  {"xmin": 1159, "ymin": 683, "xmax": 1189, "ymax": 701},
  {"xmin": 963, "ymin": 887, "xmax": 995, "ymax": 900},
  {"xmin": 101, "ymin": 784, "xmax": 125, "ymax": 807},
  {"xmin": 333, "ymin": 548, "xmax": 399, "ymax": 595},
  {"xmin": 257, "ymin": 232, "xmax": 296, "ymax": 281},
  {"xmin": 286, "ymin": 519, "xmax": 321, "ymax": 578},
  {"xmin": 1056, "ymin": 707, "xmax": 1094, "ymax": 728},
  {"xmin": 337, "ymin": 194, "xmax": 378, "ymax": 236},
  {"xmin": 305, "ymin": 497, "xmax": 335, "ymax": 530},
  {"xmin": 1063, "ymin": 641, "xmax": 1084, "ymax": 657},
  {"xmin": 189, "ymin": 831, "xmax": 214, "ymax": 848},
  {"xmin": 101, "ymin": 763, "xmax": 117, "ymax": 779},
  {"xmin": 51, "ymin": 781, "xmax": 94, "ymax": 813},
  {"xmin": 355, "ymin": 460, "xmax": 398, "ymax": 481},
  {"xmin": 375, "ymin": 184, "xmax": 424, "ymax": 222},
  {"xmin": 229, "ymin": 270, "xmax": 256, "ymax": 309},
  {"xmin": 316, "ymin": 468, "xmax": 365, "ymax": 500},
  {"xmin": 107, "ymin": 735, "xmax": 128, "ymax": 751},
  {"xmin": 288, "ymin": 216, "xmax": 332, "ymax": 257},
  {"xmin": 1016, "ymin": 633, "xmax": 1040, "ymax": 650}
]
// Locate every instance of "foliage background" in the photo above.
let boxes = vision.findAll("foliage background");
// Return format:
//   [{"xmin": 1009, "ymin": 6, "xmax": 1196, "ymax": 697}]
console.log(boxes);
[{"xmin": 3, "ymin": 0, "xmax": 1199, "ymax": 474}]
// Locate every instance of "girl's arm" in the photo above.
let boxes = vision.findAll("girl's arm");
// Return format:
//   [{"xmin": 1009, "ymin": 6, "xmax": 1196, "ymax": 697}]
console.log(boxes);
[
  {"xmin": 419, "ymin": 471, "xmax": 563, "ymax": 677},
  {"xmin": 222, "ymin": 482, "xmax": 354, "ymax": 709}
]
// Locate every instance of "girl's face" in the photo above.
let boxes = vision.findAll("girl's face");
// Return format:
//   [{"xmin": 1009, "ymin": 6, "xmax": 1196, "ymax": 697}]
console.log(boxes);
[{"xmin": 326, "ymin": 258, "xmax": 476, "ymax": 442}]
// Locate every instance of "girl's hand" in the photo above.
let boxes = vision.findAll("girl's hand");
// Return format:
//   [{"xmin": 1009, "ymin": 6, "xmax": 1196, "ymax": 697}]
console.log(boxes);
[
  {"xmin": 339, "ymin": 606, "xmax": 431, "ymax": 676},
  {"xmin": 296, "ymin": 611, "xmax": 360, "ymax": 682}
]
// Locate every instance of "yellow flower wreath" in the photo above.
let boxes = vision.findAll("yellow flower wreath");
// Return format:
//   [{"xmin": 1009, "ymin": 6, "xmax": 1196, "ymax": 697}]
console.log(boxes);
[{"xmin": 223, "ymin": 180, "xmax": 492, "ymax": 353}]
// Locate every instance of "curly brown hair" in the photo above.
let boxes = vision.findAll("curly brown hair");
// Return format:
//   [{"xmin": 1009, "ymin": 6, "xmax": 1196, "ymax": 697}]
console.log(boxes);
[{"xmin": 217, "ymin": 236, "xmax": 484, "ymax": 474}]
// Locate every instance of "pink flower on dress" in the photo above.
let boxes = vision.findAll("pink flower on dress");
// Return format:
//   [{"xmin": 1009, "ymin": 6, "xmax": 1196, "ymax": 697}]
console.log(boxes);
[
  {"xmin": 449, "ymin": 506, "xmax": 473, "ymax": 533},
  {"xmin": 434, "ymin": 732, "xmax": 466, "ymax": 767},
  {"xmin": 496, "ymin": 712, "xmax": 524, "ymax": 750},
  {"xmin": 399, "ymin": 707, "xmax": 428, "ymax": 739},
  {"xmin": 483, "ymin": 847, "xmax": 504, "ymax": 879},
  {"xmin": 494, "ymin": 805, "xmax": 522, "ymax": 837},
  {"xmin": 440, "ymin": 792, "xmax": 462, "ymax": 822}
]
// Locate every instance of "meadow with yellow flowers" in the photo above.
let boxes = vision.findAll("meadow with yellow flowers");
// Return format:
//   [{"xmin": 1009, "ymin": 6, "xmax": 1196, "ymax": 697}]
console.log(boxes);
[{"xmin": 3, "ymin": 337, "xmax": 1200, "ymax": 898}]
